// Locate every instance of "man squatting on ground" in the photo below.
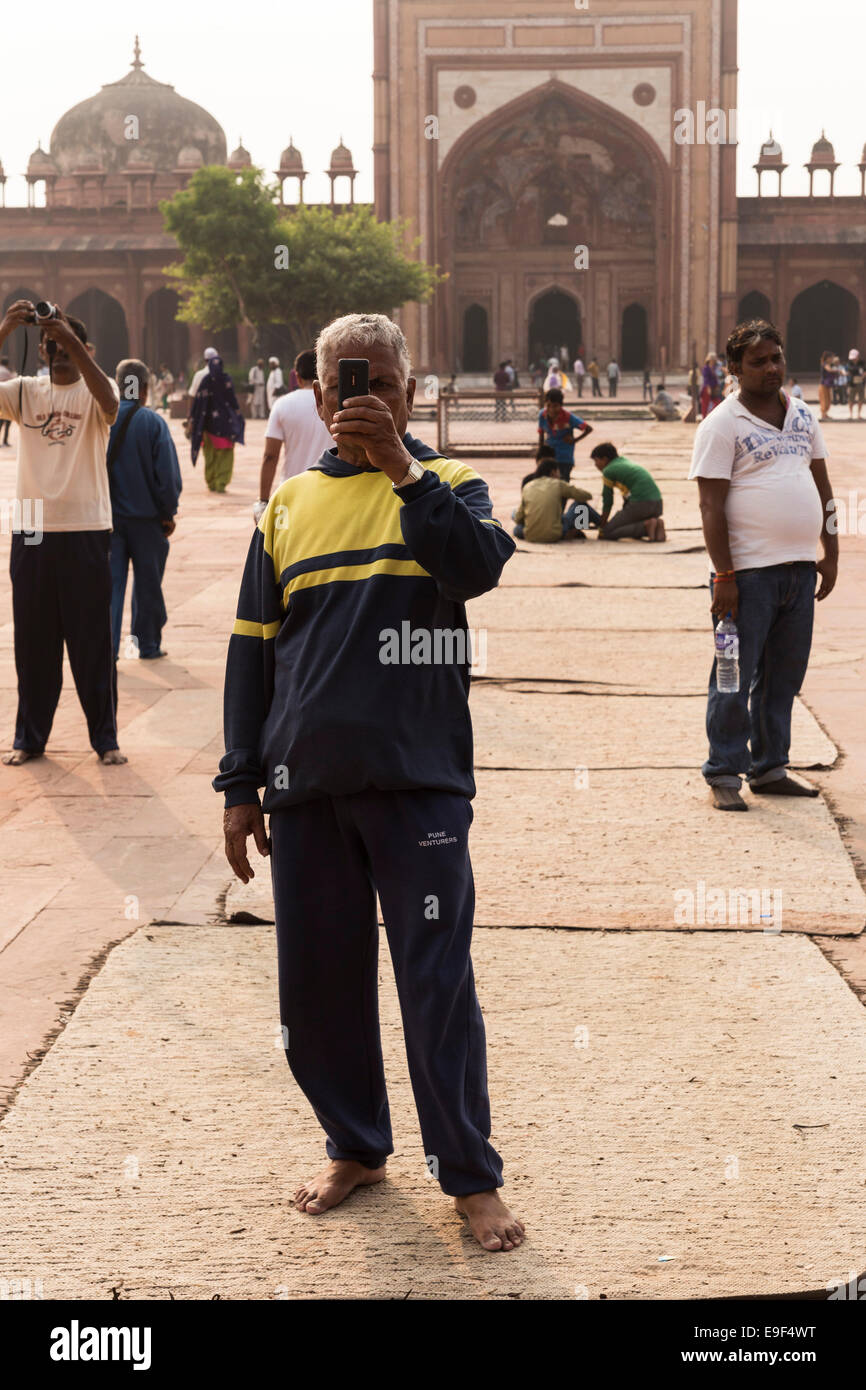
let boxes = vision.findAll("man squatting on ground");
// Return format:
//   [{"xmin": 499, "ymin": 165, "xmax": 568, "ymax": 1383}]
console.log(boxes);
[
  {"xmin": 513, "ymin": 453, "xmax": 600, "ymax": 542},
  {"xmin": 215, "ymin": 313, "xmax": 526, "ymax": 1253},
  {"xmin": 689, "ymin": 318, "xmax": 838, "ymax": 812},
  {"xmin": 0, "ymin": 300, "xmax": 126, "ymax": 766}
]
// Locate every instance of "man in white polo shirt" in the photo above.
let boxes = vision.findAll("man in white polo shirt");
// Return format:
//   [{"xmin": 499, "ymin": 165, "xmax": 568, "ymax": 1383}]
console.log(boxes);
[
  {"xmin": 253, "ymin": 350, "xmax": 332, "ymax": 522},
  {"xmin": 689, "ymin": 318, "xmax": 838, "ymax": 812}
]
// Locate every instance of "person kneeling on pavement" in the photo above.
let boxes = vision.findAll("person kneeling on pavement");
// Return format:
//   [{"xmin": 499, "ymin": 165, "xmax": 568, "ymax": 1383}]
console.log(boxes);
[
  {"xmin": 649, "ymin": 384, "xmax": 682, "ymax": 421},
  {"xmin": 513, "ymin": 453, "xmax": 601, "ymax": 542},
  {"xmin": 591, "ymin": 442, "xmax": 666, "ymax": 542}
]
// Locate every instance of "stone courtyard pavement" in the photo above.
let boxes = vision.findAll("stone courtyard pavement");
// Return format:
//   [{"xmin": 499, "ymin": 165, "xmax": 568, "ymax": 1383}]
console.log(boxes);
[{"xmin": 1, "ymin": 408, "xmax": 865, "ymax": 1299}]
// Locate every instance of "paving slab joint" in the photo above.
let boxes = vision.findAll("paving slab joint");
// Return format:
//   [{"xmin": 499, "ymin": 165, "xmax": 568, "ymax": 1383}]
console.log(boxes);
[{"xmin": 0, "ymin": 934, "xmax": 129, "ymax": 1120}]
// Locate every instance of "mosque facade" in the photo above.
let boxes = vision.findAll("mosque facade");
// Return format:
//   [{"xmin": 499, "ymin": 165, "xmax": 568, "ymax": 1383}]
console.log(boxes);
[
  {"xmin": 373, "ymin": 0, "xmax": 866, "ymax": 375},
  {"xmin": 1, "ymin": 9, "xmax": 863, "ymax": 377}
]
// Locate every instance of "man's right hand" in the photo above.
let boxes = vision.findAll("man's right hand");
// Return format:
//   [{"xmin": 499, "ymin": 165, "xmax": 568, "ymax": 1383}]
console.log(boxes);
[
  {"xmin": 0, "ymin": 300, "xmax": 36, "ymax": 340},
  {"xmin": 711, "ymin": 578, "xmax": 739, "ymax": 621},
  {"xmin": 223, "ymin": 803, "xmax": 270, "ymax": 883}
]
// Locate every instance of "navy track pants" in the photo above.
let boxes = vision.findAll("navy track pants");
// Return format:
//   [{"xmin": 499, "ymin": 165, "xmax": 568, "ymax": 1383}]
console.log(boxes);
[
  {"xmin": 269, "ymin": 787, "xmax": 504, "ymax": 1197},
  {"xmin": 10, "ymin": 530, "xmax": 118, "ymax": 755}
]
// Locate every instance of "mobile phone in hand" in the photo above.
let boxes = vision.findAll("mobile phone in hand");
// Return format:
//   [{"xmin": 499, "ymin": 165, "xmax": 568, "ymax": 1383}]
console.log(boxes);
[{"xmin": 338, "ymin": 358, "xmax": 369, "ymax": 408}]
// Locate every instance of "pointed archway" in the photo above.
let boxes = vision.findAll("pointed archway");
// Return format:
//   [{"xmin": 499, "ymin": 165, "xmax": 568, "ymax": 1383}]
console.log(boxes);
[
  {"xmin": 738, "ymin": 290, "xmax": 772, "ymax": 324},
  {"xmin": 144, "ymin": 288, "xmax": 189, "ymax": 377},
  {"xmin": 67, "ymin": 288, "xmax": 129, "ymax": 373},
  {"xmin": 462, "ymin": 303, "xmax": 489, "ymax": 372},
  {"xmin": 621, "ymin": 303, "xmax": 649, "ymax": 370},
  {"xmin": 528, "ymin": 289, "xmax": 582, "ymax": 366},
  {"xmin": 786, "ymin": 281, "xmax": 860, "ymax": 374},
  {"xmin": 436, "ymin": 78, "xmax": 671, "ymax": 373}
]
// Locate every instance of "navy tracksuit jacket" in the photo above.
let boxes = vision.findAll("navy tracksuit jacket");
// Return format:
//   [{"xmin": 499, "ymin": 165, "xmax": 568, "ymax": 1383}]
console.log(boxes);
[{"xmin": 214, "ymin": 434, "xmax": 515, "ymax": 1195}]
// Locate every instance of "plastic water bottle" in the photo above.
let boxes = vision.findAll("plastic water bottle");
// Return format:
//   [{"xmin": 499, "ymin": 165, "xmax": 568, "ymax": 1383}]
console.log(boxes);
[{"xmin": 715, "ymin": 616, "xmax": 740, "ymax": 693}]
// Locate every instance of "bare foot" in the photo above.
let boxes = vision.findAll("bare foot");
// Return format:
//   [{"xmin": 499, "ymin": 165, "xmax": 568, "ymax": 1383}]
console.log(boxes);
[
  {"xmin": 654, "ymin": 518, "xmax": 666, "ymax": 542},
  {"xmin": 1, "ymin": 749, "xmax": 42, "ymax": 765},
  {"xmin": 100, "ymin": 749, "xmax": 128, "ymax": 765},
  {"xmin": 455, "ymin": 1189, "xmax": 525, "ymax": 1252},
  {"xmin": 293, "ymin": 1159, "xmax": 386, "ymax": 1215},
  {"xmin": 644, "ymin": 516, "xmax": 659, "ymax": 541}
]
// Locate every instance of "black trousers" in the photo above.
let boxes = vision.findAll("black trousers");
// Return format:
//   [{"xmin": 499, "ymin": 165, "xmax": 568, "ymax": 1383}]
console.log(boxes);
[
  {"xmin": 10, "ymin": 530, "xmax": 118, "ymax": 755},
  {"xmin": 269, "ymin": 788, "xmax": 504, "ymax": 1197}
]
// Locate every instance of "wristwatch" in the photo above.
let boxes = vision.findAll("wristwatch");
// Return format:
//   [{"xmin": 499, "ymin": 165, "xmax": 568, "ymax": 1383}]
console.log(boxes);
[{"xmin": 392, "ymin": 461, "xmax": 426, "ymax": 491}]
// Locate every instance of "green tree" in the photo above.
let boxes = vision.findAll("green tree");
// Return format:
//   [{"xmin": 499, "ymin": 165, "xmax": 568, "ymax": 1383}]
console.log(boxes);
[
  {"xmin": 270, "ymin": 204, "xmax": 441, "ymax": 352},
  {"xmin": 161, "ymin": 166, "xmax": 284, "ymax": 342},
  {"xmin": 161, "ymin": 169, "xmax": 442, "ymax": 355}
]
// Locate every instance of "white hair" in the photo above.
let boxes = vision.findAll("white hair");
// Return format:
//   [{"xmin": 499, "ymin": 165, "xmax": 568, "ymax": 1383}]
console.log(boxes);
[{"xmin": 316, "ymin": 313, "xmax": 412, "ymax": 384}]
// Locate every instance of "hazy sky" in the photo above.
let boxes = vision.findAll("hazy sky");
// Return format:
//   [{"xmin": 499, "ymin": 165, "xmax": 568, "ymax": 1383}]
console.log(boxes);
[{"xmin": 1, "ymin": 0, "xmax": 864, "ymax": 206}]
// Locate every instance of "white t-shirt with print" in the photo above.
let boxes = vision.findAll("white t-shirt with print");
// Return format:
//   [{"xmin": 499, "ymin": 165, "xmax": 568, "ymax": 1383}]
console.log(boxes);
[
  {"xmin": 0, "ymin": 374, "xmax": 119, "ymax": 530},
  {"xmin": 688, "ymin": 392, "xmax": 826, "ymax": 570},
  {"xmin": 265, "ymin": 387, "xmax": 333, "ymax": 486}
]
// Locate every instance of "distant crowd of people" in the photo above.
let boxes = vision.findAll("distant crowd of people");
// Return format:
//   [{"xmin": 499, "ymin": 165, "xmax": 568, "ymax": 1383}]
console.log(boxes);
[
  {"xmin": 524, "ymin": 353, "xmax": 619, "ymax": 398},
  {"xmin": 487, "ymin": 353, "xmax": 687, "ymax": 422},
  {"xmin": 819, "ymin": 348, "xmax": 865, "ymax": 421}
]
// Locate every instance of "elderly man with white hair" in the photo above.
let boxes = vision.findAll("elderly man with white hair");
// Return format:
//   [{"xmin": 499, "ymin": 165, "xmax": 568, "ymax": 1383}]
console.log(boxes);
[{"xmin": 215, "ymin": 313, "xmax": 524, "ymax": 1253}]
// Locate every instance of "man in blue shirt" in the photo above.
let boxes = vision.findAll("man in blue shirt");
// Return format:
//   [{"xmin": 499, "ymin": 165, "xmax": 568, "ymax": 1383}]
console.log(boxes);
[
  {"xmin": 537, "ymin": 387, "xmax": 593, "ymax": 482},
  {"xmin": 109, "ymin": 359, "xmax": 182, "ymax": 659}
]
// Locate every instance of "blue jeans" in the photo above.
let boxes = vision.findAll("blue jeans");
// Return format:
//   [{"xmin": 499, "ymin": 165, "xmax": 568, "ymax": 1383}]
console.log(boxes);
[
  {"xmin": 704, "ymin": 562, "xmax": 816, "ymax": 788},
  {"xmin": 110, "ymin": 517, "xmax": 169, "ymax": 658}
]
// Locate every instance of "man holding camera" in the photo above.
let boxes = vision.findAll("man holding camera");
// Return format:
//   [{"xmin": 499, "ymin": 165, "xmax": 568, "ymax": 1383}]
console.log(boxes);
[
  {"xmin": 0, "ymin": 299, "xmax": 126, "ymax": 766},
  {"xmin": 216, "ymin": 312, "xmax": 525, "ymax": 1254}
]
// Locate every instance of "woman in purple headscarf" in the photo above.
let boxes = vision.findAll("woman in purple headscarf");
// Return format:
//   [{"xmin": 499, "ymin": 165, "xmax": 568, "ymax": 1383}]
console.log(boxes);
[{"xmin": 189, "ymin": 355, "xmax": 245, "ymax": 492}]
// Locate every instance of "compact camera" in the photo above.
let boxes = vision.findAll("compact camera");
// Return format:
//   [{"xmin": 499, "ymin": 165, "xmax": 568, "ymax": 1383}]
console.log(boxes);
[{"xmin": 26, "ymin": 301, "xmax": 60, "ymax": 324}]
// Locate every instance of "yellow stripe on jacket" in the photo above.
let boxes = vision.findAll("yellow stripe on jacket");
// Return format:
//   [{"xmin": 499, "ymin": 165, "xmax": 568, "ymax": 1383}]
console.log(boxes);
[{"xmin": 260, "ymin": 457, "xmax": 486, "ymax": 606}]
